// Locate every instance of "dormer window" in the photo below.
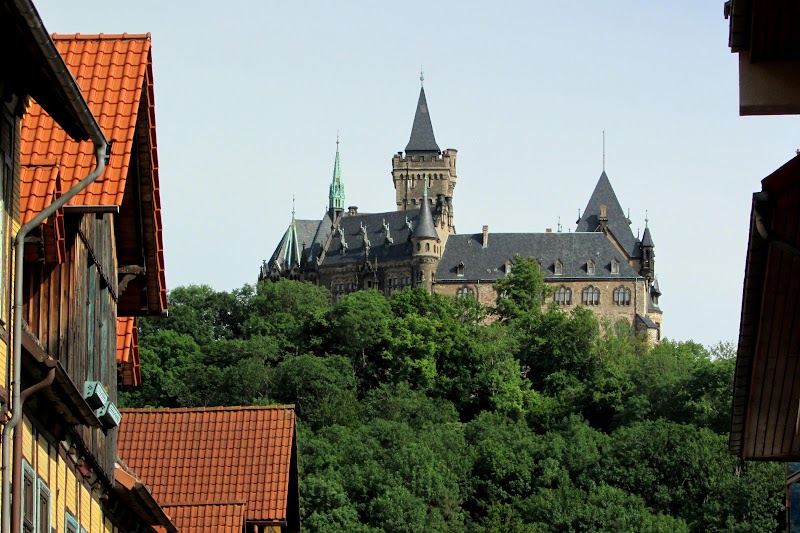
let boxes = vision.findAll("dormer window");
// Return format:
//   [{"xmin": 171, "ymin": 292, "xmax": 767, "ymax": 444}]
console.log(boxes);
[
  {"xmin": 505, "ymin": 259, "xmax": 513, "ymax": 275},
  {"xmin": 587, "ymin": 259, "xmax": 595, "ymax": 275},
  {"xmin": 456, "ymin": 261, "xmax": 465, "ymax": 277},
  {"xmin": 554, "ymin": 260, "xmax": 563, "ymax": 276},
  {"xmin": 611, "ymin": 258, "xmax": 620, "ymax": 275}
]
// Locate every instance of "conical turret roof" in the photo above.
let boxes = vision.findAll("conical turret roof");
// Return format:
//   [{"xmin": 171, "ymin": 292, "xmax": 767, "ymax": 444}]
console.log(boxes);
[
  {"xmin": 641, "ymin": 226, "xmax": 655, "ymax": 247},
  {"xmin": 405, "ymin": 87, "xmax": 440, "ymax": 154},
  {"xmin": 413, "ymin": 183, "xmax": 438, "ymax": 239},
  {"xmin": 576, "ymin": 171, "xmax": 638, "ymax": 257}
]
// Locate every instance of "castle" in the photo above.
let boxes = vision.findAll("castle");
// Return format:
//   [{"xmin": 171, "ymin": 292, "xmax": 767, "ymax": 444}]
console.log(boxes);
[{"xmin": 260, "ymin": 86, "xmax": 663, "ymax": 341}]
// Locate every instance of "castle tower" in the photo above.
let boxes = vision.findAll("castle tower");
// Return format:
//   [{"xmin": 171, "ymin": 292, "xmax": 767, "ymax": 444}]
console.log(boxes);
[
  {"xmin": 328, "ymin": 137, "xmax": 345, "ymax": 220},
  {"xmin": 411, "ymin": 180, "xmax": 440, "ymax": 293},
  {"xmin": 392, "ymin": 85, "xmax": 457, "ymax": 234}
]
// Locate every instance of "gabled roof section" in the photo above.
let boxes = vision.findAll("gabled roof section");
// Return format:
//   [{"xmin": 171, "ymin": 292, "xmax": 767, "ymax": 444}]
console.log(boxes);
[
  {"xmin": 437, "ymin": 232, "xmax": 641, "ymax": 281},
  {"xmin": 576, "ymin": 171, "xmax": 639, "ymax": 258},
  {"xmin": 118, "ymin": 406, "xmax": 300, "ymax": 529},
  {"xmin": 117, "ymin": 317, "xmax": 141, "ymax": 387},
  {"xmin": 405, "ymin": 87, "xmax": 440, "ymax": 154},
  {"xmin": 20, "ymin": 33, "xmax": 167, "ymax": 314}
]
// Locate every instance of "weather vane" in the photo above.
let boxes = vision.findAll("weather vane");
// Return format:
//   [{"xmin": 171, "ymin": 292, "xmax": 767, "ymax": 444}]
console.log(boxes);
[
  {"xmin": 420, "ymin": 66, "xmax": 424, "ymax": 88},
  {"xmin": 602, "ymin": 130, "xmax": 606, "ymax": 171}
]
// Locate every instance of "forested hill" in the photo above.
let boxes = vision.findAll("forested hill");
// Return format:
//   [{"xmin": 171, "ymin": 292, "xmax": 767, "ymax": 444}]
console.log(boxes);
[{"xmin": 122, "ymin": 258, "xmax": 783, "ymax": 532}]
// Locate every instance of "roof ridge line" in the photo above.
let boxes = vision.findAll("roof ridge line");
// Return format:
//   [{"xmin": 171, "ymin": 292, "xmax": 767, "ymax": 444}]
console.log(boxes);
[
  {"xmin": 52, "ymin": 32, "xmax": 152, "ymax": 41},
  {"xmin": 120, "ymin": 404, "xmax": 295, "ymax": 413}
]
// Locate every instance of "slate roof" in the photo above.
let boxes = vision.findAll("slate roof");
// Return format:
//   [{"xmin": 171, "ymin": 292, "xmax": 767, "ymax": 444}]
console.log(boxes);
[
  {"xmin": 413, "ymin": 198, "xmax": 438, "ymax": 239},
  {"xmin": 118, "ymin": 406, "xmax": 299, "ymax": 529},
  {"xmin": 437, "ymin": 232, "xmax": 641, "ymax": 281},
  {"xmin": 405, "ymin": 87, "xmax": 440, "ymax": 154},
  {"xmin": 636, "ymin": 313, "xmax": 658, "ymax": 329},
  {"xmin": 268, "ymin": 219, "xmax": 321, "ymax": 271},
  {"xmin": 576, "ymin": 171, "xmax": 639, "ymax": 258},
  {"xmin": 323, "ymin": 209, "xmax": 421, "ymax": 267},
  {"xmin": 116, "ymin": 316, "xmax": 140, "ymax": 387},
  {"xmin": 641, "ymin": 226, "xmax": 655, "ymax": 247},
  {"xmin": 20, "ymin": 33, "xmax": 167, "ymax": 313}
]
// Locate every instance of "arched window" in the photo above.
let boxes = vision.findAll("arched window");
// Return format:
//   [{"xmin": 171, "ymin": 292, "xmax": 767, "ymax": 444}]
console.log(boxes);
[
  {"xmin": 613, "ymin": 286, "xmax": 631, "ymax": 306},
  {"xmin": 417, "ymin": 243, "xmax": 421, "ymax": 252},
  {"xmin": 425, "ymin": 243, "xmax": 430, "ymax": 252},
  {"xmin": 554, "ymin": 260, "xmax": 563, "ymax": 275},
  {"xmin": 456, "ymin": 261, "xmax": 465, "ymax": 276},
  {"xmin": 582, "ymin": 286, "xmax": 600, "ymax": 305},
  {"xmin": 554, "ymin": 286, "xmax": 572, "ymax": 305},
  {"xmin": 456, "ymin": 286, "xmax": 474, "ymax": 298},
  {"xmin": 587, "ymin": 259, "xmax": 595, "ymax": 275}
]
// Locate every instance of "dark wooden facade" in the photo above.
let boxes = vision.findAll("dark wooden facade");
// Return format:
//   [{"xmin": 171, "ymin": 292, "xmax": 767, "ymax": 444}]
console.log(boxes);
[{"xmin": 22, "ymin": 211, "xmax": 119, "ymax": 478}]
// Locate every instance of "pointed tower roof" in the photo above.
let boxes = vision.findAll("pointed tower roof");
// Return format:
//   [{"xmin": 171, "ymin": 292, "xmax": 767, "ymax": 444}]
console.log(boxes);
[
  {"xmin": 641, "ymin": 226, "xmax": 655, "ymax": 247},
  {"xmin": 405, "ymin": 87, "xmax": 440, "ymax": 154},
  {"xmin": 413, "ymin": 181, "xmax": 438, "ymax": 239},
  {"xmin": 576, "ymin": 171, "xmax": 638, "ymax": 257},
  {"xmin": 329, "ymin": 136, "xmax": 345, "ymax": 212}
]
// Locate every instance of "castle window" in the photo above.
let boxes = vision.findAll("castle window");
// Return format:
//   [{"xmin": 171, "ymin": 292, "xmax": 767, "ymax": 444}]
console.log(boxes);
[
  {"xmin": 457, "ymin": 261, "xmax": 465, "ymax": 276},
  {"xmin": 417, "ymin": 243, "xmax": 421, "ymax": 252},
  {"xmin": 426, "ymin": 243, "xmax": 430, "ymax": 252},
  {"xmin": 554, "ymin": 286, "xmax": 572, "ymax": 306},
  {"xmin": 582, "ymin": 286, "xmax": 600, "ymax": 305},
  {"xmin": 505, "ymin": 260, "xmax": 512, "ymax": 275},
  {"xmin": 587, "ymin": 259, "xmax": 595, "ymax": 275},
  {"xmin": 456, "ymin": 286, "xmax": 474, "ymax": 298},
  {"xmin": 611, "ymin": 259, "xmax": 620, "ymax": 274},
  {"xmin": 554, "ymin": 260, "xmax": 563, "ymax": 276},
  {"xmin": 613, "ymin": 286, "xmax": 631, "ymax": 306}
]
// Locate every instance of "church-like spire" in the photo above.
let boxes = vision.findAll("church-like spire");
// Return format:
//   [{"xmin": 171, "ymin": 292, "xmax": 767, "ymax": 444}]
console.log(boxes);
[
  {"xmin": 576, "ymin": 170, "xmax": 638, "ymax": 258},
  {"xmin": 413, "ymin": 179, "xmax": 438, "ymax": 239},
  {"xmin": 329, "ymin": 135, "xmax": 345, "ymax": 214},
  {"xmin": 405, "ymin": 87, "xmax": 440, "ymax": 154}
]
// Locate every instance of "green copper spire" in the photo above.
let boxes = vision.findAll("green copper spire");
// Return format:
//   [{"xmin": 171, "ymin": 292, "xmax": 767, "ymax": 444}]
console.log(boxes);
[{"xmin": 329, "ymin": 134, "xmax": 345, "ymax": 213}]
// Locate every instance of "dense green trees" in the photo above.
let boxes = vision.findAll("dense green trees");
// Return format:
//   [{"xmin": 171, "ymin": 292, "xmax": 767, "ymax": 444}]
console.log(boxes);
[{"xmin": 122, "ymin": 270, "xmax": 783, "ymax": 532}]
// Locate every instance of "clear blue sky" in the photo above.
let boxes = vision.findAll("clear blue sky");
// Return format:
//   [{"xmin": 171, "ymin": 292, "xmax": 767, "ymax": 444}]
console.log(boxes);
[{"xmin": 35, "ymin": 0, "xmax": 799, "ymax": 347}]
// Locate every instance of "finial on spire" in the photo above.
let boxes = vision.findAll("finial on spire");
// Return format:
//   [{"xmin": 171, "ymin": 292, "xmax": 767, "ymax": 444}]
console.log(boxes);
[
  {"xmin": 420, "ymin": 66, "xmax": 424, "ymax": 88},
  {"xmin": 423, "ymin": 176, "xmax": 429, "ymax": 200},
  {"xmin": 557, "ymin": 216, "xmax": 562, "ymax": 233},
  {"xmin": 602, "ymin": 130, "xmax": 606, "ymax": 171},
  {"xmin": 292, "ymin": 195, "xmax": 296, "ymax": 220},
  {"xmin": 645, "ymin": 209, "xmax": 649, "ymax": 228},
  {"xmin": 336, "ymin": 129, "xmax": 340, "ymax": 147}
]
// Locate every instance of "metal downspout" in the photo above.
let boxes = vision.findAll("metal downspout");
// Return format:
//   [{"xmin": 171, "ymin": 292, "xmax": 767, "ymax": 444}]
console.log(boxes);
[{"xmin": 3, "ymin": 5, "xmax": 108, "ymax": 533}]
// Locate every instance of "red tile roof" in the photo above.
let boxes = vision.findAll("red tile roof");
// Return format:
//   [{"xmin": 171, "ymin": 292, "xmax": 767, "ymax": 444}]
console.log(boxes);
[
  {"xmin": 162, "ymin": 502, "xmax": 247, "ymax": 533},
  {"xmin": 118, "ymin": 406, "xmax": 297, "ymax": 529},
  {"xmin": 19, "ymin": 33, "xmax": 167, "ymax": 312},
  {"xmin": 116, "ymin": 317, "xmax": 141, "ymax": 387}
]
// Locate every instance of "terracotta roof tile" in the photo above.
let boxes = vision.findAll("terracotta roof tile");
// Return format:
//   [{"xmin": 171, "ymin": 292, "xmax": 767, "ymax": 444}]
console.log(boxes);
[
  {"xmin": 162, "ymin": 502, "xmax": 246, "ymax": 533},
  {"xmin": 118, "ymin": 406, "xmax": 297, "ymax": 527},
  {"xmin": 19, "ymin": 33, "xmax": 167, "ymax": 312},
  {"xmin": 116, "ymin": 317, "xmax": 141, "ymax": 387}
]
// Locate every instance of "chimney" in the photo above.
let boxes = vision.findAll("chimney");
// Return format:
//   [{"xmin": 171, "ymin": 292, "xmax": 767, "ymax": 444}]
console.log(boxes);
[
  {"xmin": 348, "ymin": 206, "xmax": 358, "ymax": 216},
  {"xmin": 482, "ymin": 225, "xmax": 489, "ymax": 248},
  {"xmin": 546, "ymin": 228, "xmax": 552, "ymax": 233}
]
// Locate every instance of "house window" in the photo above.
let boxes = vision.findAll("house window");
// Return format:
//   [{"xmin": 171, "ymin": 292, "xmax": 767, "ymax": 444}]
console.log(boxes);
[
  {"xmin": 65, "ymin": 513, "xmax": 79, "ymax": 533},
  {"xmin": 554, "ymin": 260, "xmax": 563, "ymax": 275},
  {"xmin": 611, "ymin": 259, "xmax": 620, "ymax": 275},
  {"xmin": 23, "ymin": 461, "xmax": 34, "ymax": 533},
  {"xmin": 37, "ymin": 478, "xmax": 50, "ymax": 533},
  {"xmin": 581, "ymin": 286, "xmax": 600, "ymax": 305},
  {"xmin": 613, "ymin": 286, "xmax": 631, "ymax": 306},
  {"xmin": 587, "ymin": 260, "xmax": 595, "ymax": 275},
  {"xmin": 554, "ymin": 286, "xmax": 572, "ymax": 306}
]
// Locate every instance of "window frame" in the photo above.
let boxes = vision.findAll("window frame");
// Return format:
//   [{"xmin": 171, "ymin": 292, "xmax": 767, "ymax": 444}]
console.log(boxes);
[
  {"xmin": 22, "ymin": 460, "xmax": 35, "ymax": 533},
  {"xmin": 65, "ymin": 512, "xmax": 79, "ymax": 533},
  {"xmin": 36, "ymin": 478, "xmax": 50, "ymax": 533}
]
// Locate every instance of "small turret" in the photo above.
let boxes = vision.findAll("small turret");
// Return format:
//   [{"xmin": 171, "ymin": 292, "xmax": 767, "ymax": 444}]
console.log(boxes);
[
  {"xmin": 641, "ymin": 218, "xmax": 655, "ymax": 281},
  {"xmin": 411, "ymin": 179, "xmax": 440, "ymax": 293}
]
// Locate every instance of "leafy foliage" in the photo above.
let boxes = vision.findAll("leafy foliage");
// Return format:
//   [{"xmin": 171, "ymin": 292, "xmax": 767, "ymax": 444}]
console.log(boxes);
[{"xmin": 123, "ymin": 277, "xmax": 783, "ymax": 532}]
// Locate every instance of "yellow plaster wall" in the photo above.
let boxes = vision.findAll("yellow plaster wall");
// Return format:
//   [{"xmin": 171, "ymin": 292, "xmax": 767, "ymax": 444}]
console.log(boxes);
[{"xmin": 79, "ymin": 483, "xmax": 91, "ymax": 531}]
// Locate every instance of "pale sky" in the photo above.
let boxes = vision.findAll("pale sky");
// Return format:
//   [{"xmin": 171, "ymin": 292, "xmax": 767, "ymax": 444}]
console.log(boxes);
[{"xmin": 34, "ymin": 0, "xmax": 799, "ymax": 347}]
